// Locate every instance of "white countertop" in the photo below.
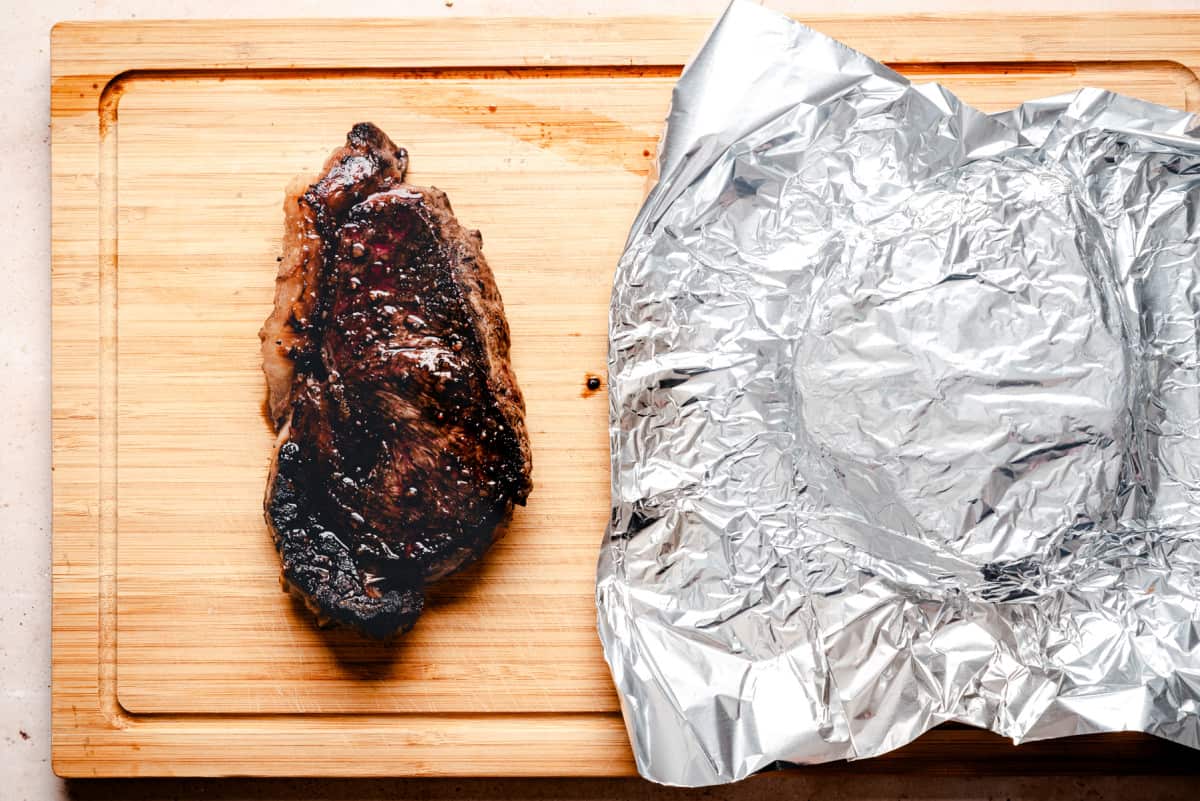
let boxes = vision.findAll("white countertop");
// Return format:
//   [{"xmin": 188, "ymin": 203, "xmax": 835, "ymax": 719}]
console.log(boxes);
[{"xmin": 6, "ymin": 1, "xmax": 1200, "ymax": 799}]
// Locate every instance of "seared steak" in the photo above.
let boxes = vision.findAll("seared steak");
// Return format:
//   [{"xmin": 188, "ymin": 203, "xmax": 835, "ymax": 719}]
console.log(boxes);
[{"xmin": 260, "ymin": 123, "xmax": 532, "ymax": 638}]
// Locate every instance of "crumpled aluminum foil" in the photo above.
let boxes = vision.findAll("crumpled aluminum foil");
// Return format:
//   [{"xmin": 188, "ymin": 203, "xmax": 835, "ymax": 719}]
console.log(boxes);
[{"xmin": 596, "ymin": 0, "xmax": 1200, "ymax": 786}]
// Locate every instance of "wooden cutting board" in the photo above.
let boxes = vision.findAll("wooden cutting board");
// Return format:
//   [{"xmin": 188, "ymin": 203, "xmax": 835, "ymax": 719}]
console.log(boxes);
[{"xmin": 51, "ymin": 11, "xmax": 1200, "ymax": 778}]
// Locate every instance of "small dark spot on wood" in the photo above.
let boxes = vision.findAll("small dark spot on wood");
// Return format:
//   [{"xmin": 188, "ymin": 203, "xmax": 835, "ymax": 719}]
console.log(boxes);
[
  {"xmin": 18, "ymin": 730, "xmax": 29, "ymax": 741},
  {"xmin": 487, "ymin": 105, "xmax": 497, "ymax": 113},
  {"xmin": 583, "ymin": 374, "xmax": 603, "ymax": 396},
  {"xmin": 91, "ymin": 83, "xmax": 98, "ymax": 89},
  {"xmin": 643, "ymin": 149, "xmax": 651, "ymax": 157}
]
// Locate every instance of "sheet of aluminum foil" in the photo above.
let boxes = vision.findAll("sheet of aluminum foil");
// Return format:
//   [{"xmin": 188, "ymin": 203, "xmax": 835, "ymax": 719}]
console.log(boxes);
[{"xmin": 596, "ymin": 0, "xmax": 1200, "ymax": 786}]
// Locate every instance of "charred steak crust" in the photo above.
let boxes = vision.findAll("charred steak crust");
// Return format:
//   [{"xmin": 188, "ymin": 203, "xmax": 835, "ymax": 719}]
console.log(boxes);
[{"xmin": 260, "ymin": 123, "xmax": 532, "ymax": 637}]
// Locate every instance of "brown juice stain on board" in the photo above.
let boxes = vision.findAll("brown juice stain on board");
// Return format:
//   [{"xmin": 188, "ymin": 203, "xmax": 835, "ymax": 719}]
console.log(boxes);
[
  {"xmin": 582, "ymin": 374, "xmax": 603, "ymax": 397},
  {"xmin": 97, "ymin": 74, "xmax": 129, "ymax": 138},
  {"xmin": 417, "ymin": 81, "xmax": 662, "ymax": 175}
]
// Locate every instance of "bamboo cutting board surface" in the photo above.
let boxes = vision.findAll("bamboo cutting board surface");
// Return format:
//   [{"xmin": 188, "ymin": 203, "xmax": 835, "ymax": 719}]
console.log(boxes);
[{"xmin": 52, "ymin": 12, "xmax": 1200, "ymax": 778}]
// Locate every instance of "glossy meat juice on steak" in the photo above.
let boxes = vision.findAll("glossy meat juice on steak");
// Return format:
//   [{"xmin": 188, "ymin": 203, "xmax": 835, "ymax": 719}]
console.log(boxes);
[{"xmin": 261, "ymin": 123, "xmax": 532, "ymax": 637}]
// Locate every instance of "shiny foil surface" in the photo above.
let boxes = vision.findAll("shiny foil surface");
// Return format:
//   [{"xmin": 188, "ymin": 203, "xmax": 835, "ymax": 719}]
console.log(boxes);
[{"xmin": 596, "ymin": 0, "xmax": 1200, "ymax": 786}]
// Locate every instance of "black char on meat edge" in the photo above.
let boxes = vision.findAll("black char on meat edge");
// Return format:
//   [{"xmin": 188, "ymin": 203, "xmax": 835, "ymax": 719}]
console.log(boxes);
[{"xmin": 259, "ymin": 123, "xmax": 533, "ymax": 638}]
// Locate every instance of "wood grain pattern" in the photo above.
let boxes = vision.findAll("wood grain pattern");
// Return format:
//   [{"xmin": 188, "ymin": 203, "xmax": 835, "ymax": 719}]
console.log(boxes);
[{"xmin": 52, "ymin": 11, "xmax": 1200, "ymax": 778}]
